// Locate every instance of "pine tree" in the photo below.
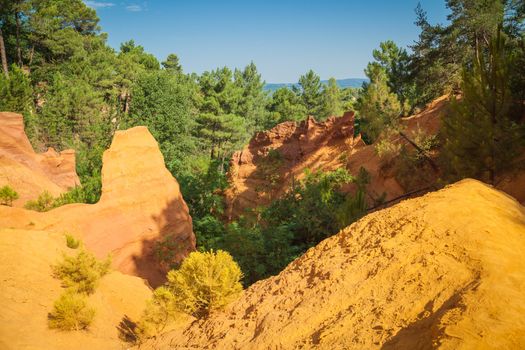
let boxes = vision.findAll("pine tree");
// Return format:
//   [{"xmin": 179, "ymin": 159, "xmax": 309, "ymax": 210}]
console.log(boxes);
[
  {"xmin": 320, "ymin": 77, "xmax": 343, "ymax": 120},
  {"xmin": 294, "ymin": 70, "xmax": 323, "ymax": 117},
  {"xmin": 441, "ymin": 29, "xmax": 523, "ymax": 185},
  {"xmin": 162, "ymin": 53, "xmax": 182, "ymax": 74},
  {"xmin": 233, "ymin": 62, "xmax": 268, "ymax": 131},
  {"xmin": 357, "ymin": 63, "xmax": 402, "ymax": 142},
  {"xmin": 267, "ymin": 87, "xmax": 307, "ymax": 125}
]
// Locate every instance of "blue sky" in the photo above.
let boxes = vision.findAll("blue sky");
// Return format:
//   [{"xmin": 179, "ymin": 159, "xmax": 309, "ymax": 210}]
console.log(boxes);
[{"xmin": 85, "ymin": 0, "xmax": 450, "ymax": 82}]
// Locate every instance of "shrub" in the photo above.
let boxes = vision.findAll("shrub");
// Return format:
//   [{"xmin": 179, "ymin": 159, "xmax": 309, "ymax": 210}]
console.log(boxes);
[
  {"xmin": 65, "ymin": 234, "xmax": 81, "ymax": 249},
  {"xmin": 48, "ymin": 291, "xmax": 95, "ymax": 331},
  {"xmin": 0, "ymin": 185, "xmax": 19, "ymax": 206},
  {"xmin": 166, "ymin": 250, "xmax": 243, "ymax": 317},
  {"xmin": 135, "ymin": 287, "xmax": 180, "ymax": 339},
  {"xmin": 24, "ymin": 191, "xmax": 54, "ymax": 211},
  {"xmin": 53, "ymin": 186, "xmax": 88, "ymax": 207},
  {"xmin": 52, "ymin": 249, "xmax": 111, "ymax": 294}
]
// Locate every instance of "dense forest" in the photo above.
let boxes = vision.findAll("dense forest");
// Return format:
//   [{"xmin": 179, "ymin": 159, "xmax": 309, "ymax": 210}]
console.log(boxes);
[{"xmin": 0, "ymin": 0, "xmax": 524, "ymax": 286}]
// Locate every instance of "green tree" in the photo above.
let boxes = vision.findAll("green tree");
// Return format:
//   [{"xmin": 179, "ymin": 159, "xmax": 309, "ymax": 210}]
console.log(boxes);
[
  {"xmin": 294, "ymin": 70, "xmax": 323, "ymax": 117},
  {"xmin": 320, "ymin": 77, "xmax": 343, "ymax": 120},
  {"xmin": 0, "ymin": 185, "xmax": 19, "ymax": 206},
  {"xmin": 125, "ymin": 69, "xmax": 197, "ymax": 176},
  {"xmin": 357, "ymin": 63, "xmax": 402, "ymax": 142},
  {"xmin": 371, "ymin": 41, "xmax": 414, "ymax": 113},
  {"xmin": 0, "ymin": 64, "xmax": 32, "ymax": 113},
  {"xmin": 267, "ymin": 87, "xmax": 307, "ymax": 125},
  {"xmin": 233, "ymin": 62, "xmax": 268, "ymax": 131},
  {"xmin": 197, "ymin": 67, "xmax": 247, "ymax": 170},
  {"xmin": 441, "ymin": 29, "xmax": 524, "ymax": 185},
  {"xmin": 162, "ymin": 53, "xmax": 182, "ymax": 74}
]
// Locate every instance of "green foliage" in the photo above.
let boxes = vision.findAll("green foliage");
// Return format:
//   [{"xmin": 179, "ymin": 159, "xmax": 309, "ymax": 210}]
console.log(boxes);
[
  {"xmin": 65, "ymin": 234, "xmax": 81, "ymax": 249},
  {"xmin": 125, "ymin": 69, "xmax": 197, "ymax": 176},
  {"xmin": 0, "ymin": 65, "xmax": 33, "ymax": 114},
  {"xmin": 48, "ymin": 291, "xmax": 95, "ymax": 331},
  {"xmin": 24, "ymin": 191, "xmax": 55, "ymax": 211},
  {"xmin": 162, "ymin": 53, "xmax": 182, "ymax": 74},
  {"xmin": 165, "ymin": 250, "xmax": 243, "ymax": 316},
  {"xmin": 267, "ymin": 87, "xmax": 307, "ymax": 125},
  {"xmin": 234, "ymin": 62, "xmax": 269, "ymax": 131},
  {"xmin": 441, "ymin": 29, "xmax": 524, "ymax": 185},
  {"xmin": 219, "ymin": 168, "xmax": 369, "ymax": 285},
  {"xmin": 294, "ymin": 70, "xmax": 323, "ymax": 117},
  {"xmin": 52, "ymin": 249, "xmax": 111, "ymax": 294},
  {"xmin": 0, "ymin": 185, "xmax": 19, "ymax": 206},
  {"xmin": 357, "ymin": 64, "xmax": 402, "ymax": 142},
  {"xmin": 371, "ymin": 41, "xmax": 414, "ymax": 113},
  {"xmin": 320, "ymin": 77, "xmax": 343, "ymax": 120}
]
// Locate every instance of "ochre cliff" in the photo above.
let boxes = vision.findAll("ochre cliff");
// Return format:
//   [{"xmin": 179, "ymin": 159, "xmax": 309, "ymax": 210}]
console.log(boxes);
[
  {"xmin": 0, "ymin": 125, "xmax": 195, "ymax": 286},
  {"xmin": 146, "ymin": 179, "xmax": 525, "ymax": 349},
  {"xmin": 225, "ymin": 97, "xmax": 447, "ymax": 219},
  {"xmin": 0, "ymin": 112, "xmax": 80, "ymax": 206}
]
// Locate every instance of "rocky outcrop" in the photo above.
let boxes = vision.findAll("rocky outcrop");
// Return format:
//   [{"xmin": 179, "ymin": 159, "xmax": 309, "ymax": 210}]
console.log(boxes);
[
  {"xmin": 225, "ymin": 96, "xmax": 455, "ymax": 219},
  {"xmin": 0, "ymin": 112, "xmax": 80, "ymax": 206},
  {"xmin": 0, "ymin": 126, "xmax": 195, "ymax": 286},
  {"xmin": 146, "ymin": 179, "xmax": 525, "ymax": 349},
  {"xmin": 225, "ymin": 111, "xmax": 363, "ymax": 218}
]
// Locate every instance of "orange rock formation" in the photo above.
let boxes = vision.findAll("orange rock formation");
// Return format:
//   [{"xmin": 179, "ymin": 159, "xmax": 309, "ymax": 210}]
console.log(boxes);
[
  {"xmin": 146, "ymin": 179, "xmax": 525, "ymax": 349},
  {"xmin": 225, "ymin": 96, "xmax": 449, "ymax": 219},
  {"xmin": 0, "ymin": 112, "xmax": 80, "ymax": 206},
  {"xmin": 0, "ymin": 125, "xmax": 195, "ymax": 286}
]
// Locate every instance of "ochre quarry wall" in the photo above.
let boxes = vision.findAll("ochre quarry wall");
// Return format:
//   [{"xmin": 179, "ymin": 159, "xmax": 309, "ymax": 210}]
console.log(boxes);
[
  {"xmin": 0, "ymin": 112, "xmax": 80, "ymax": 206},
  {"xmin": 0, "ymin": 125, "xmax": 195, "ymax": 286}
]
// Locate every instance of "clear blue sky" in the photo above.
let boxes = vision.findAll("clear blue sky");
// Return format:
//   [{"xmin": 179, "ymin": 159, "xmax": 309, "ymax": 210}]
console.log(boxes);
[{"xmin": 85, "ymin": 0, "xmax": 449, "ymax": 82}]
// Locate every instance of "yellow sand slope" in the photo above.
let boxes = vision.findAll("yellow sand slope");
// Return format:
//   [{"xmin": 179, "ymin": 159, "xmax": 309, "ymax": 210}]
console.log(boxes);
[
  {"xmin": 0, "ymin": 228, "xmax": 151, "ymax": 350},
  {"xmin": 146, "ymin": 179, "xmax": 525, "ymax": 349}
]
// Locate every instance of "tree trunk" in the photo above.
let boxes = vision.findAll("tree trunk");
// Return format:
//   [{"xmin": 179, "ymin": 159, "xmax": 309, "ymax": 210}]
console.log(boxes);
[
  {"xmin": 398, "ymin": 131, "xmax": 439, "ymax": 173},
  {"xmin": 15, "ymin": 8, "xmax": 23, "ymax": 67},
  {"xmin": 0, "ymin": 27, "xmax": 8, "ymax": 78}
]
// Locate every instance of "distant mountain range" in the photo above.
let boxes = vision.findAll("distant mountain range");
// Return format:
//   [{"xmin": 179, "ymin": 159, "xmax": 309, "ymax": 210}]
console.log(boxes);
[{"xmin": 264, "ymin": 78, "xmax": 368, "ymax": 92}]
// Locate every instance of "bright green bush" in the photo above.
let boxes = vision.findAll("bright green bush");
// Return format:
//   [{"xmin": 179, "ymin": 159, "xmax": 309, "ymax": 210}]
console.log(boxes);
[
  {"xmin": 48, "ymin": 291, "xmax": 95, "ymax": 331},
  {"xmin": 167, "ymin": 250, "xmax": 243, "ymax": 316},
  {"xmin": 0, "ymin": 185, "xmax": 19, "ymax": 206},
  {"xmin": 52, "ymin": 249, "xmax": 111, "ymax": 294},
  {"xmin": 65, "ymin": 234, "xmax": 81, "ymax": 249}
]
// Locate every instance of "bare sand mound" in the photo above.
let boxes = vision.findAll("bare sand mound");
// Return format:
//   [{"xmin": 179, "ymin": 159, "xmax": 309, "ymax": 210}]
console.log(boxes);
[
  {"xmin": 147, "ymin": 179, "xmax": 525, "ymax": 349},
  {"xmin": 0, "ymin": 228, "xmax": 152, "ymax": 350},
  {"xmin": 225, "ymin": 97, "xmax": 450, "ymax": 219},
  {"xmin": 0, "ymin": 112, "xmax": 80, "ymax": 206},
  {"xmin": 0, "ymin": 126, "xmax": 195, "ymax": 286}
]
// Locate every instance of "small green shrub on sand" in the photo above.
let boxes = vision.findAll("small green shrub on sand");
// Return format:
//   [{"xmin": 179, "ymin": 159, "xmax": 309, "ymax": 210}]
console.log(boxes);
[
  {"xmin": 0, "ymin": 185, "xmax": 19, "ymax": 206},
  {"xmin": 52, "ymin": 249, "xmax": 111, "ymax": 294},
  {"xmin": 65, "ymin": 234, "xmax": 81, "ymax": 249},
  {"xmin": 24, "ymin": 191, "xmax": 54, "ymax": 211},
  {"xmin": 48, "ymin": 291, "xmax": 95, "ymax": 331}
]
